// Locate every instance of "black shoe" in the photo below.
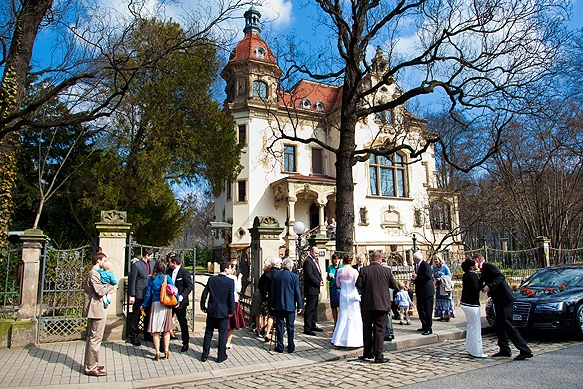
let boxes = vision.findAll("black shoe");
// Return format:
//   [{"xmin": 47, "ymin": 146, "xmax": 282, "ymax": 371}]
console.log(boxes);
[
  {"xmin": 201, "ymin": 356, "xmax": 208, "ymax": 362},
  {"xmin": 129, "ymin": 338, "xmax": 141, "ymax": 346},
  {"xmin": 358, "ymin": 355, "xmax": 373, "ymax": 361},
  {"xmin": 217, "ymin": 355, "xmax": 228, "ymax": 363},
  {"xmin": 274, "ymin": 348, "xmax": 284, "ymax": 353},
  {"xmin": 304, "ymin": 330, "xmax": 316, "ymax": 336},
  {"xmin": 264, "ymin": 337, "xmax": 270, "ymax": 342},
  {"xmin": 422, "ymin": 330, "xmax": 432, "ymax": 335},
  {"xmin": 373, "ymin": 357, "xmax": 389, "ymax": 364},
  {"xmin": 514, "ymin": 352, "xmax": 533, "ymax": 360},
  {"xmin": 181, "ymin": 345, "xmax": 189, "ymax": 352},
  {"xmin": 384, "ymin": 336, "xmax": 394, "ymax": 341},
  {"xmin": 491, "ymin": 351, "xmax": 512, "ymax": 358},
  {"xmin": 311, "ymin": 327, "xmax": 324, "ymax": 332},
  {"xmin": 288, "ymin": 348, "xmax": 295, "ymax": 353},
  {"xmin": 170, "ymin": 335, "xmax": 178, "ymax": 340}
]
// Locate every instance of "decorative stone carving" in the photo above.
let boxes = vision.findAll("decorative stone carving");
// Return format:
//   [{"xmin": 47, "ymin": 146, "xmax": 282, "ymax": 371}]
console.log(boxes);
[
  {"xmin": 253, "ymin": 216, "xmax": 279, "ymax": 228},
  {"xmin": 100, "ymin": 210, "xmax": 127, "ymax": 224}
]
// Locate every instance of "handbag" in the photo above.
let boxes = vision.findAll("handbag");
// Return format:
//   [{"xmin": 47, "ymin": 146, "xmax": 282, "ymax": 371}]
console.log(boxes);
[{"xmin": 160, "ymin": 275, "xmax": 177, "ymax": 307}]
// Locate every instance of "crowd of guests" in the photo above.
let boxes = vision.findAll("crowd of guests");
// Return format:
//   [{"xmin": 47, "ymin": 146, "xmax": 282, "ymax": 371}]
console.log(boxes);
[{"xmin": 82, "ymin": 248, "xmax": 532, "ymax": 373}]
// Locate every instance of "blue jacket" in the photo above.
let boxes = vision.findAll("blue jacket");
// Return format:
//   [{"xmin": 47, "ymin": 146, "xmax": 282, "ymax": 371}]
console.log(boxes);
[
  {"xmin": 270, "ymin": 269, "xmax": 303, "ymax": 312},
  {"xmin": 142, "ymin": 274, "xmax": 174, "ymax": 307}
]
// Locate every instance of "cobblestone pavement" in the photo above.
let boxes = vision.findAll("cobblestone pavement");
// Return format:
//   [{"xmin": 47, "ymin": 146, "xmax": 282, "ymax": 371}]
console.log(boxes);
[
  {"xmin": 0, "ymin": 313, "xmax": 578, "ymax": 389},
  {"xmin": 155, "ymin": 334, "xmax": 580, "ymax": 389}
]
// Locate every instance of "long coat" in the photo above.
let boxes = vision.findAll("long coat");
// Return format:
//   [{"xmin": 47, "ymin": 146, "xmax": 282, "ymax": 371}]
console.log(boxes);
[
  {"xmin": 83, "ymin": 267, "xmax": 117, "ymax": 319},
  {"xmin": 414, "ymin": 260, "xmax": 434, "ymax": 299},
  {"xmin": 480, "ymin": 262, "xmax": 515, "ymax": 307},
  {"xmin": 356, "ymin": 262, "xmax": 398, "ymax": 311}
]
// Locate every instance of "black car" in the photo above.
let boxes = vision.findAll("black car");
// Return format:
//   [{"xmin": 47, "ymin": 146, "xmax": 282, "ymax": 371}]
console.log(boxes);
[{"xmin": 485, "ymin": 265, "xmax": 583, "ymax": 339}]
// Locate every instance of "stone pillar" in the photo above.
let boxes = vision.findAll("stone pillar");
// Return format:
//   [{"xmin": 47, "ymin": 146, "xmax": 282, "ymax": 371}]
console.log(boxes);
[
  {"xmin": 18, "ymin": 229, "xmax": 47, "ymax": 320},
  {"xmin": 95, "ymin": 210, "xmax": 131, "ymax": 317},
  {"xmin": 248, "ymin": 216, "xmax": 285, "ymax": 287},
  {"xmin": 534, "ymin": 236, "xmax": 551, "ymax": 268},
  {"xmin": 318, "ymin": 202, "xmax": 326, "ymax": 235}
]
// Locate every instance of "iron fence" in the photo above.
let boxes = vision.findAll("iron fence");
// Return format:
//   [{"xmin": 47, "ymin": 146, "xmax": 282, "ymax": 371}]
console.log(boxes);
[
  {"xmin": 37, "ymin": 244, "xmax": 94, "ymax": 343},
  {"xmin": 126, "ymin": 239, "xmax": 197, "ymax": 332},
  {"xmin": 0, "ymin": 247, "xmax": 21, "ymax": 319}
]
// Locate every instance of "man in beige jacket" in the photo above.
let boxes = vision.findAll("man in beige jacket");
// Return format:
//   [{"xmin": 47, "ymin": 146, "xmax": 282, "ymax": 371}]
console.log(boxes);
[{"xmin": 83, "ymin": 252, "xmax": 117, "ymax": 376}]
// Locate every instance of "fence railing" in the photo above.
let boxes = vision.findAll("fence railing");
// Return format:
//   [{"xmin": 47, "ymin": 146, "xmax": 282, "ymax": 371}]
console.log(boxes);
[{"xmin": 0, "ymin": 247, "xmax": 21, "ymax": 319}]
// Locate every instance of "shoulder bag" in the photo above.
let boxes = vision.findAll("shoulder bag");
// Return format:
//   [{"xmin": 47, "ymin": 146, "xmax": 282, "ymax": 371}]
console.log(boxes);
[{"xmin": 160, "ymin": 275, "xmax": 178, "ymax": 306}]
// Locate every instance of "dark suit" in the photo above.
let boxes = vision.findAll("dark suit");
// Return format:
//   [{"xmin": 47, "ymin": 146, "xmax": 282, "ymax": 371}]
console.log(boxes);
[
  {"xmin": 270, "ymin": 268, "xmax": 303, "ymax": 352},
  {"xmin": 127, "ymin": 259, "xmax": 154, "ymax": 341},
  {"xmin": 303, "ymin": 255, "xmax": 322, "ymax": 332},
  {"xmin": 170, "ymin": 265, "xmax": 193, "ymax": 347},
  {"xmin": 200, "ymin": 273, "xmax": 235, "ymax": 362},
  {"xmin": 480, "ymin": 262, "xmax": 532, "ymax": 355},
  {"xmin": 414, "ymin": 260, "xmax": 434, "ymax": 332},
  {"xmin": 356, "ymin": 262, "xmax": 398, "ymax": 360}
]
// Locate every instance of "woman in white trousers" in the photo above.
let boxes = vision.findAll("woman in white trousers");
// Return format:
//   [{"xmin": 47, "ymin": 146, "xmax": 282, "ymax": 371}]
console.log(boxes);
[{"xmin": 460, "ymin": 258, "xmax": 486, "ymax": 358}]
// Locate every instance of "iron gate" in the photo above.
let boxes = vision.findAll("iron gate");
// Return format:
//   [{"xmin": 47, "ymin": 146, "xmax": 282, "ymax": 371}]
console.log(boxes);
[
  {"xmin": 37, "ymin": 244, "xmax": 94, "ymax": 343},
  {"xmin": 0, "ymin": 247, "xmax": 21, "ymax": 319},
  {"xmin": 126, "ymin": 238, "xmax": 197, "ymax": 332}
]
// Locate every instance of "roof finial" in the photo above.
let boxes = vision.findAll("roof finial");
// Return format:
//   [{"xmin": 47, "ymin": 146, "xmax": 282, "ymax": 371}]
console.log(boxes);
[{"xmin": 243, "ymin": 6, "xmax": 262, "ymax": 35}]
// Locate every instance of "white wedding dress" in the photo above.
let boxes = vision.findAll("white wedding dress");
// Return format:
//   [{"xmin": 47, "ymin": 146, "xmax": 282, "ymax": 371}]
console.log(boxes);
[{"xmin": 331, "ymin": 265, "xmax": 363, "ymax": 347}]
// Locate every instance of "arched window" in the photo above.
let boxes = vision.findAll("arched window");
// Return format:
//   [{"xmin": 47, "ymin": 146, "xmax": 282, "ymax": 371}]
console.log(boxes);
[
  {"xmin": 252, "ymin": 80, "xmax": 267, "ymax": 98},
  {"xmin": 369, "ymin": 153, "xmax": 406, "ymax": 197},
  {"xmin": 429, "ymin": 200, "xmax": 452, "ymax": 230}
]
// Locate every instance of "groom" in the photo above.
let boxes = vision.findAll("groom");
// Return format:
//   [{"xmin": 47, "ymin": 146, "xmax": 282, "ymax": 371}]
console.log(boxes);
[{"xmin": 356, "ymin": 251, "xmax": 397, "ymax": 363}]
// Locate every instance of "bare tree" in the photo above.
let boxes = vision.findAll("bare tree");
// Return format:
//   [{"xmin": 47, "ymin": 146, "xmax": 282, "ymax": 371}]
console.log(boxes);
[
  {"xmin": 263, "ymin": 0, "xmax": 569, "ymax": 253},
  {"xmin": 0, "ymin": 0, "xmax": 252, "ymax": 246}
]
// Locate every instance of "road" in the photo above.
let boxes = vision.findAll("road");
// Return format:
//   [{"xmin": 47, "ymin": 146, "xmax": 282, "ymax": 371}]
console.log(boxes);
[{"xmin": 155, "ymin": 333, "xmax": 581, "ymax": 389}]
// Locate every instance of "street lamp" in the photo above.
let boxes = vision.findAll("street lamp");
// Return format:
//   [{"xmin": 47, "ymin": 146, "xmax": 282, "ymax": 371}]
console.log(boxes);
[{"xmin": 293, "ymin": 221, "xmax": 306, "ymax": 267}]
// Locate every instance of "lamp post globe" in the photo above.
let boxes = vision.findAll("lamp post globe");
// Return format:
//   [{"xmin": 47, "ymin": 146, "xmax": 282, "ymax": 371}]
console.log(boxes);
[{"xmin": 293, "ymin": 221, "xmax": 306, "ymax": 235}]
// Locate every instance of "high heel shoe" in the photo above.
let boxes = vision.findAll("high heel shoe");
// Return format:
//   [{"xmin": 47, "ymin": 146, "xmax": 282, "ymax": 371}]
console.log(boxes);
[
  {"xmin": 164, "ymin": 351, "xmax": 170, "ymax": 359},
  {"xmin": 154, "ymin": 352, "xmax": 161, "ymax": 361}
]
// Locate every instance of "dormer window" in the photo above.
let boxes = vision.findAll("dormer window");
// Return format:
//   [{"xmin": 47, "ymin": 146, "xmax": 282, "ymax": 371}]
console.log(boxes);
[
  {"xmin": 301, "ymin": 98, "xmax": 312, "ymax": 109},
  {"xmin": 315, "ymin": 101, "xmax": 325, "ymax": 111},
  {"xmin": 254, "ymin": 46, "xmax": 266, "ymax": 58}
]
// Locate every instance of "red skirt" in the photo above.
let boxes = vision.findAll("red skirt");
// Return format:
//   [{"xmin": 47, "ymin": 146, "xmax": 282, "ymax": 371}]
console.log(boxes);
[{"xmin": 228, "ymin": 302, "xmax": 246, "ymax": 329}]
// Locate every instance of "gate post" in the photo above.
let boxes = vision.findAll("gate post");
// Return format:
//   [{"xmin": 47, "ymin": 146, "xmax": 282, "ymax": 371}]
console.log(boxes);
[
  {"xmin": 95, "ymin": 210, "xmax": 131, "ymax": 339},
  {"xmin": 18, "ymin": 228, "xmax": 47, "ymax": 320},
  {"xmin": 248, "ymin": 216, "xmax": 284, "ymax": 290},
  {"xmin": 534, "ymin": 236, "xmax": 551, "ymax": 267}
]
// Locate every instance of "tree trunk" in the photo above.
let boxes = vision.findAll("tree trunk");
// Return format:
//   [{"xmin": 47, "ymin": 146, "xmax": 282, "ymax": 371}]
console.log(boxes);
[{"xmin": 0, "ymin": 0, "xmax": 53, "ymax": 246}]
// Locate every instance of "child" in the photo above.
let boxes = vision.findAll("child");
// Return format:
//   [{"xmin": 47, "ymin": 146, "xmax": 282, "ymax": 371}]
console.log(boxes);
[
  {"xmin": 395, "ymin": 281, "xmax": 414, "ymax": 325},
  {"xmin": 97, "ymin": 259, "xmax": 118, "ymax": 308}
]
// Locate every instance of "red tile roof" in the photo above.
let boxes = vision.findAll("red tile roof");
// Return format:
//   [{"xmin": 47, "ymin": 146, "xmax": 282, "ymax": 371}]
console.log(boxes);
[
  {"xmin": 278, "ymin": 80, "xmax": 342, "ymax": 113},
  {"xmin": 229, "ymin": 33, "xmax": 278, "ymax": 65}
]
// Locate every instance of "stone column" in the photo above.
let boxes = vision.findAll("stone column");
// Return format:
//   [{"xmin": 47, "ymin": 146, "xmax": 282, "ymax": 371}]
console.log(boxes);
[
  {"xmin": 534, "ymin": 236, "xmax": 551, "ymax": 268},
  {"xmin": 95, "ymin": 210, "xmax": 131, "ymax": 317},
  {"xmin": 318, "ymin": 201, "xmax": 326, "ymax": 235},
  {"xmin": 18, "ymin": 229, "xmax": 47, "ymax": 320},
  {"xmin": 248, "ymin": 216, "xmax": 285, "ymax": 286}
]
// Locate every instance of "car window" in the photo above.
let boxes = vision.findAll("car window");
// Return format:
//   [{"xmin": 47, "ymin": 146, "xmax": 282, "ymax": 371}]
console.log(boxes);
[{"xmin": 522, "ymin": 268, "xmax": 583, "ymax": 288}]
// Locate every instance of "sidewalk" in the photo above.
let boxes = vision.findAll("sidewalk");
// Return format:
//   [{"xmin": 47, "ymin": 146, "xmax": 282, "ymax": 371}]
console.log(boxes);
[{"xmin": 0, "ymin": 314, "xmax": 488, "ymax": 389}]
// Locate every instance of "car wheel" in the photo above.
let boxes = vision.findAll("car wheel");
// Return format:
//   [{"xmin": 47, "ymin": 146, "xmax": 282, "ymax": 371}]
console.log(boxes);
[{"xmin": 574, "ymin": 303, "xmax": 583, "ymax": 340}]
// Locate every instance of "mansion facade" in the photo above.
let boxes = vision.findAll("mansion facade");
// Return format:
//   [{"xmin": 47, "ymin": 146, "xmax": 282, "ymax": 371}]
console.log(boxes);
[{"xmin": 210, "ymin": 7, "xmax": 460, "ymax": 265}]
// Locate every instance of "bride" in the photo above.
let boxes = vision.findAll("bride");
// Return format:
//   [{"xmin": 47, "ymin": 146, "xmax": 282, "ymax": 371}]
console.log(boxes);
[{"xmin": 331, "ymin": 254, "xmax": 363, "ymax": 347}]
